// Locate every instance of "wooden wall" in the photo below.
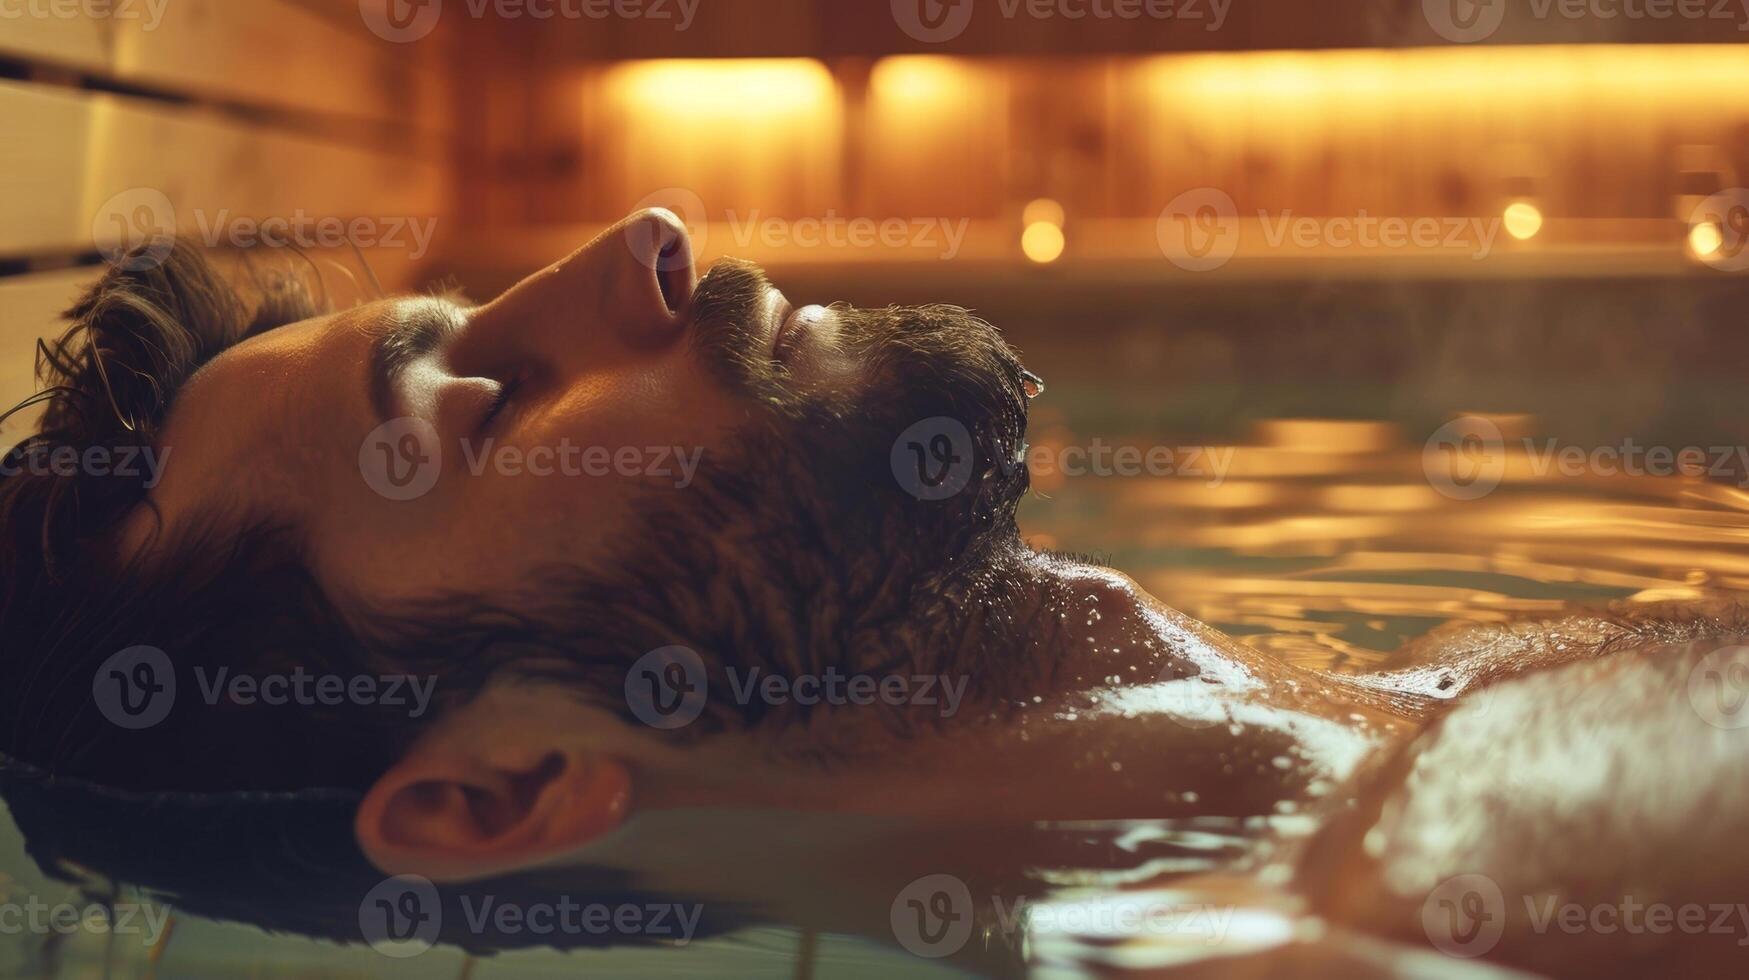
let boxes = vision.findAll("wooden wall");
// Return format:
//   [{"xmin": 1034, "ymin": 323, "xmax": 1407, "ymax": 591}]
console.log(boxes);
[{"xmin": 0, "ymin": 0, "xmax": 452, "ymax": 441}]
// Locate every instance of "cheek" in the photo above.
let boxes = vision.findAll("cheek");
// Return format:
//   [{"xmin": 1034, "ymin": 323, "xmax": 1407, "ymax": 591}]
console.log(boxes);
[
  {"xmin": 541, "ymin": 363, "xmax": 743, "ymax": 443},
  {"xmin": 312, "ymin": 363, "xmax": 747, "ymax": 604}
]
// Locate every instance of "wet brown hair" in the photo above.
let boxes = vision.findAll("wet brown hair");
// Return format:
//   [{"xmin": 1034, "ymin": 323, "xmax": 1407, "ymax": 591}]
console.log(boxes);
[{"xmin": 0, "ymin": 241, "xmax": 409, "ymax": 791}]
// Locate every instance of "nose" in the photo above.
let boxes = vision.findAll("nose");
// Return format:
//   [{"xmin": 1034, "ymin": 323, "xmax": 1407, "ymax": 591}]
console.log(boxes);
[
  {"xmin": 597, "ymin": 207, "xmax": 698, "ymax": 348},
  {"xmin": 469, "ymin": 209, "xmax": 700, "ymax": 367},
  {"xmin": 623, "ymin": 207, "xmax": 698, "ymax": 320}
]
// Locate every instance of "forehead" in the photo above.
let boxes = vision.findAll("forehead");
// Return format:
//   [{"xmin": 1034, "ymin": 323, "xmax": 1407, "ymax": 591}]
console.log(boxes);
[{"xmin": 139, "ymin": 299, "xmax": 430, "ymax": 537}]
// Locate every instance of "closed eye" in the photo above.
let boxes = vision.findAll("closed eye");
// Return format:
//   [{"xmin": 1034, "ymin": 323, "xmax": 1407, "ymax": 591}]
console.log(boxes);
[{"xmin": 479, "ymin": 375, "xmax": 524, "ymax": 432}]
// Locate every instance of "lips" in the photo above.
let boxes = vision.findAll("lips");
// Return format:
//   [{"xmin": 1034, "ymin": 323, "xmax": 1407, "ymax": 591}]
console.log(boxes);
[
  {"xmin": 773, "ymin": 303, "xmax": 827, "ymax": 366},
  {"xmin": 763, "ymin": 287, "xmax": 794, "ymax": 360}
]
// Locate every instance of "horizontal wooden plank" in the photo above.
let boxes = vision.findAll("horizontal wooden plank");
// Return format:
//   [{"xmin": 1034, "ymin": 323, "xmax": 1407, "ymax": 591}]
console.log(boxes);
[
  {"xmin": 0, "ymin": 80, "xmax": 448, "ymax": 262},
  {"xmin": 521, "ymin": 0, "xmax": 1749, "ymax": 59},
  {"xmin": 0, "ymin": 0, "xmax": 447, "ymax": 133}
]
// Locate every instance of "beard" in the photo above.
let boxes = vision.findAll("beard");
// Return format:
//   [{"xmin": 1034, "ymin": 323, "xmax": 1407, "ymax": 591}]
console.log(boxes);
[{"xmin": 489, "ymin": 260, "xmax": 1041, "ymax": 741}]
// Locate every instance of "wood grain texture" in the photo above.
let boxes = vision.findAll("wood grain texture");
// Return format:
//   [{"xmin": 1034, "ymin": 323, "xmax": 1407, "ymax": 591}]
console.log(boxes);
[
  {"xmin": 0, "ymin": 0, "xmax": 447, "ymax": 131},
  {"xmin": 0, "ymin": 80, "xmax": 447, "ymax": 261}
]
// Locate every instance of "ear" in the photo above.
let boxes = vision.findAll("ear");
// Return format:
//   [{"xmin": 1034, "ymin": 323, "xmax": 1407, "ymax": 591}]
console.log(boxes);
[{"xmin": 355, "ymin": 691, "xmax": 631, "ymax": 883}]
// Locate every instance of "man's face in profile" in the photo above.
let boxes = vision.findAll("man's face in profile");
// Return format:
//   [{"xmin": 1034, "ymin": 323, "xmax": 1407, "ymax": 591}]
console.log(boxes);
[{"xmin": 128, "ymin": 208, "xmax": 1032, "ymax": 653}]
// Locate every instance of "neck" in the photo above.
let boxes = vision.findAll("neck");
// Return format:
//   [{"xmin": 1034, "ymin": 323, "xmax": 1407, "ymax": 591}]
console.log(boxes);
[{"xmin": 647, "ymin": 551, "xmax": 1408, "ymax": 822}]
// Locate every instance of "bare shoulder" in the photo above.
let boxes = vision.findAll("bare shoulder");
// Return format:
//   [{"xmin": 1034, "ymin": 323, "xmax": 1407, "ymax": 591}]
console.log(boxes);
[
  {"xmin": 1298, "ymin": 632, "xmax": 1749, "ymax": 976},
  {"xmin": 1358, "ymin": 597, "xmax": 1749, "ymax": 706}
]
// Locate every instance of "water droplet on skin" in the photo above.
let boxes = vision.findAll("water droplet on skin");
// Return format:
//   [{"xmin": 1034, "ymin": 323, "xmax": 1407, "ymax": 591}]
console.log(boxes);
[
  {"xmin": 1182, "ymin": 791, "xmax": 1200, "ymax": 804},
  {"xmin": 1020, "ymin": 369, "xmax": 1046, "ymax": 399}
]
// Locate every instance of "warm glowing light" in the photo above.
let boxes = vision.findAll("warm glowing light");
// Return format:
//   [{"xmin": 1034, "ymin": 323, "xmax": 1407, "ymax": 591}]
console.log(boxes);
[
  {"xmin": 605, "ymin": 59, "xmax": 836, "ymax": 117},
  {"xmin": 1022, "ymin": 221, "xmax": 1066, "ymax": 263},
  {"xmin": 1148, "ymin": 47, "xmax": 1749, "ymax": 107},
  {"xmin": 870, "ymin": 56, "xmax": 972, "ymax": 107},
  {"xmin": 1503, "ymin": 202, "xmax": 1543, "ymax": 241},
  {"xmin": 1690, "ymin": 221, "xmax": 1725, "ymax": 258},
  {"xmin": 1024, "ymin": 198, "xmax": 1065, "ymax": 228},
  {"xmin": 598, "ymin": 59, "xmax": 842, "ymax": 221}
]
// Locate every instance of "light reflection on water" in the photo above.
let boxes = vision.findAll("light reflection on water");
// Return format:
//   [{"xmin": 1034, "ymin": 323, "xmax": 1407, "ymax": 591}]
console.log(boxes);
[
  {"xmin": 1001, "ymin": 414, "xmax": 1749, "ymax": 975},
  {"xmin": 1021, "ymin": 415, "xmax": 1749, "ymax": 676}
]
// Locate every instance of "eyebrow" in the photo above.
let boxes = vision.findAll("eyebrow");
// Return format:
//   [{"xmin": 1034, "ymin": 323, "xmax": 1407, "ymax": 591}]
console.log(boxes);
[{"xmin": 368, "ymin": 303, "xmax": 462, "ymax": 422}]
